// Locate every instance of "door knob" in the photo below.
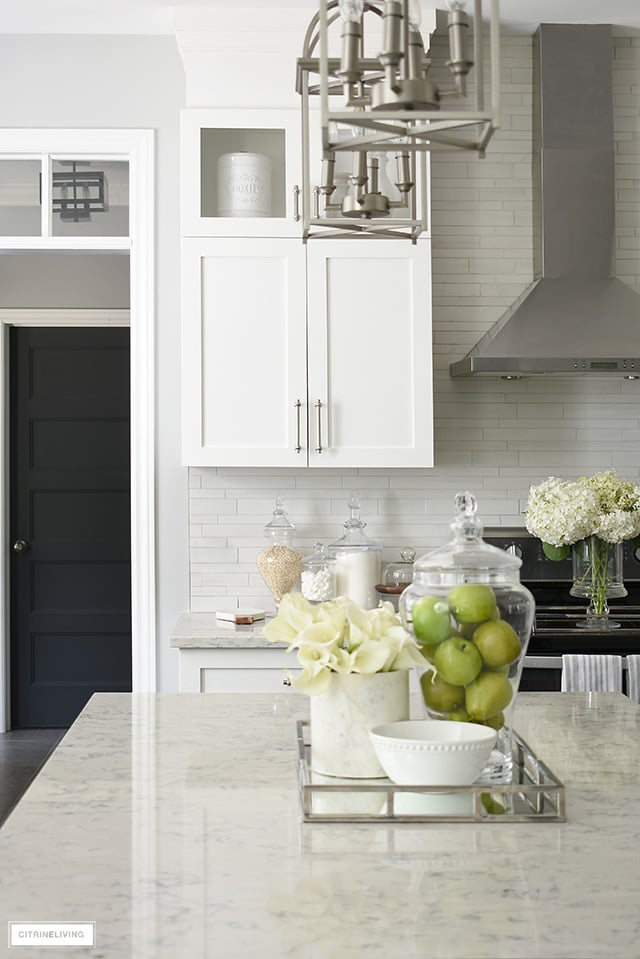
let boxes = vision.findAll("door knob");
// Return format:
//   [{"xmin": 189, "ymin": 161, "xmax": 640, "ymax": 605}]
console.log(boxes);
[{"xmin": 12, "ymin": 539, "xmax": 28, "ymax": 553}]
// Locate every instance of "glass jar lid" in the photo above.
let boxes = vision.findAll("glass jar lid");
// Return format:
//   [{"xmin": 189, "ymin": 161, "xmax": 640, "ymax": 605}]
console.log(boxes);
[
  {"xmin": 382, "ymin": 547, "xmax": 416, "ymax": 587},
  {"xmin": 263, "ymin": 494, "xmax": 296, "ymax": 545},
  {"xmin": 329, "ymin": 492, "xmax": 382, "ymax": 553},
  {"xmin": 302, "ymin": 542, "xmax": 336, "ymax": 569},
  {"xmin": 414, "ymin": 492, "xmax": 521, "ymax": 586}
]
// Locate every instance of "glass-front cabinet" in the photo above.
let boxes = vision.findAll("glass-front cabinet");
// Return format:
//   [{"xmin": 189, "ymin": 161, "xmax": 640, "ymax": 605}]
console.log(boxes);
[{"xmin": 180, "ymin": 109, "xmax": 303, "ymax": 237}]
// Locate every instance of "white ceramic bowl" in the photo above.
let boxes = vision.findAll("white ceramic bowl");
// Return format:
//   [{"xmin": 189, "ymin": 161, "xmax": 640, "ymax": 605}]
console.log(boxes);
[{"xmin": 369, "ymin": 720, "xmax": 498, "ymax": 786}]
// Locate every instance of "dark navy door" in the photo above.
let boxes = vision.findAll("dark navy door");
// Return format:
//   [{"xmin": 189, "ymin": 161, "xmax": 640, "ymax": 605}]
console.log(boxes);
[{"xmin": 10, "ymin": 327, "xmax": 132, "ymax": 728}]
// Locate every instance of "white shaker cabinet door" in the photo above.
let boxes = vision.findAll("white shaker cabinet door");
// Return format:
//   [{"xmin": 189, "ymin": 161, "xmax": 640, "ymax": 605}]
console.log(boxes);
[
  {"xmin": 306, "ymin": 240, "xmax": 433, "ymax": 468},
  {"xmin": 181, "ymin": 237, "xmax": 307, "ymax": 466}
]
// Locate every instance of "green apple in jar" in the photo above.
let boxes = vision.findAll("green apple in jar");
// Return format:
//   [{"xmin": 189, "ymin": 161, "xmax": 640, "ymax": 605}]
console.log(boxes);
[
  {"xmin": 411, "ymin": 595, "xmax": 452, "ymax": 646},
  {"xmin": 420, "ymin": 669, "xmax": 465, "ymax": 714},
  {"xmin": 433, "ymin": 636, "xmax": 483, "ymax": 687},
  {"xmin": 465, "ymin": 671, "xmax": 513, "ymax": 722},
  {"xmin": 448, "ymin": 584, "xmax": 497, "ymax": 625},
  {"xmin": 471, "ymin": 619, "xmax": 522, "ymax": 669}
]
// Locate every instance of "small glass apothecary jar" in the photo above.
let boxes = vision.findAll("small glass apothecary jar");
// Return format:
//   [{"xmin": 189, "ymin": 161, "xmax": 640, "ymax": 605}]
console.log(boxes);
[
  {"xmin": 399, "ymin": 492, "xmax": 535, "ymax": 783},
  {"xmin": 256, "ymin": 496, "xmax": 303, "ymax": 607},
  {"xmin": 329, "ymin": 493, "xmax": 382, "ymax": 610},
  {"xmin": 301, "ymin": 543, "xmax": 337, "ymax": 604},
  {"xmin": 376, "ymin": 547, "xmax": 416, "ymax": 611}
]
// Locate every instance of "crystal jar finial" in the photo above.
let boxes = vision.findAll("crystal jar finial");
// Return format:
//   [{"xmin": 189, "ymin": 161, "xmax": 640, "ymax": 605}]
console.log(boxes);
[{"xmin": 451, "ymin": 490, "xmax": 484, "ymax": 542}]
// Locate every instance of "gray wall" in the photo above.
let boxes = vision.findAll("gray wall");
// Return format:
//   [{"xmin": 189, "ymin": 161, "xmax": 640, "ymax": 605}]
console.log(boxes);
[
  {"xmin": 0, "ymin": 253, "xmax": 129, "ymax": 308},
  {"xmin": 0, "ymin": 34, "xmax": 188, "ymax": 690}
]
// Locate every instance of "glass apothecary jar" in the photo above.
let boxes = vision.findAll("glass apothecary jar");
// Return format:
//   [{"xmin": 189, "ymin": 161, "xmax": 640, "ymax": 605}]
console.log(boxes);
[
  {"xmin": 330, "ymin": 493, "xmax": 382, "ymax": 610},
  {"xmin": 399, "ymin": 492, "xmax": 535, "ymax": 783},
  {"xmin": 301, "ymin": 543, "xmax": 336, "ymax": 604},
  {"xmin": 376, "ymin": 547, "xmax": 416, "ymax": 611},
  {"xmin": 257, "ymin": 496, "xmax": 303, "ymax": 607}
]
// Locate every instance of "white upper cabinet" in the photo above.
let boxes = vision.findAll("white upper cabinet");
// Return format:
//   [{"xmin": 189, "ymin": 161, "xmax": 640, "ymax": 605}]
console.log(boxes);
[
  {"xmin": 180, "ymin": 109, "xmax": 303, "ymax": 238},
  {"xmin": 179, "ymin": 107, "xmax": 433, "ymax": 470},
  {"xmin": 181, "ymin": 237, "xmax": 433, "ymax": 469},
  {"xmin": 307, "ymin": 240, "xmax": 433, "ymax": 468}
]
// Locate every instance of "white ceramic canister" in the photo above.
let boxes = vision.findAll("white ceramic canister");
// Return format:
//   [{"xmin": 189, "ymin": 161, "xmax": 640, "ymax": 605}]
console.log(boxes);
[{"xmin": 217, "ymin": 152, "xmax": 272, "ymax": 218}]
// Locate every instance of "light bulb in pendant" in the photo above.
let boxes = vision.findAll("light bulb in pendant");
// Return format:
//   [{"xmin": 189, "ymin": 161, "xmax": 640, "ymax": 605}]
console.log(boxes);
[
  {"xmin": 337, "ymin": 0, "xmax": 365, "ymax": 93},
  {"xmin": 409, "ymin": 0, "xmax": 422, "ymax": 30},
  {"xmin": 338, "ymin": 0, "xmax": 364, "ymax": 22}
]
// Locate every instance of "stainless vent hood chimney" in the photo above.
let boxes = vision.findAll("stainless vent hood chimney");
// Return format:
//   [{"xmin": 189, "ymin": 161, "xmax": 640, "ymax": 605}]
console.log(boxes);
[{"xmin": 450, "ymin": 24, "xmax": 640, "ymax": 377}]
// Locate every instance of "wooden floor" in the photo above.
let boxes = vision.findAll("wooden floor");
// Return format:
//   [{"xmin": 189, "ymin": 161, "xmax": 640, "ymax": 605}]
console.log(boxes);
[{"xmin": 0, "ymin": 728, "xmax": 65, "ymax": 826}]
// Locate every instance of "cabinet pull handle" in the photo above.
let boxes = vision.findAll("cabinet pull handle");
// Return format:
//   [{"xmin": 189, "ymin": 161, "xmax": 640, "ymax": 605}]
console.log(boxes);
[
  {"xmin": 313, "ymin": 186, "xmax": 320, "ymax": 219},
  {"xmin": 315, "ymin": 399, "xmax": 323, "ymax": 453},
  {"xmin": 293, "ymin": 185, "xmax": 301, "ymax": 222},
  {"xmin": 294, "ymin": 399, "xmax": 302, "ymax": 453}
]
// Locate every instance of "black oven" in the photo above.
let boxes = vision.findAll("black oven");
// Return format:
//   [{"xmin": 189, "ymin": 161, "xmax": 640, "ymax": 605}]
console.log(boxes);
[{"xmin": 483, "ymin": 529, "xmax": 640, "ymax": 693}]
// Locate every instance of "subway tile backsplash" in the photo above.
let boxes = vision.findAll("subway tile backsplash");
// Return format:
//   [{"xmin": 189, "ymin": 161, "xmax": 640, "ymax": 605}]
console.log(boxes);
[{"xmin": 188, "ymin": 33, "xmax": 640, "ymax": 612}]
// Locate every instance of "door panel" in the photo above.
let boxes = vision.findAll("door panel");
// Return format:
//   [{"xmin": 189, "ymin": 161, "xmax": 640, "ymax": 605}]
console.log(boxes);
[
  {"xmin": 10, "ymin": 327, "xmax": 131, "ymax": 728},
  {"xmin": 306, "ymin": 240, "xmax": 433, "ymax": 468},
  {"xmin": 181, "ymin": 237, "xmax": 307, "ymax": 466}
]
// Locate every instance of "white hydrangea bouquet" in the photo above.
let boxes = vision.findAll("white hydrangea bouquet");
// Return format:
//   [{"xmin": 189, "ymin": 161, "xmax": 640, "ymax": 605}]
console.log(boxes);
[
  {"xmin": 264, "ymin": 592, "xmax": 425, "ymax": 695},
  {"xmin": 526, "ymin": 470, "xmax": 640, "ymax": 618},
  {"xmin": 526, "ymin": 471, "xmax": 640, "ymax": 553}
]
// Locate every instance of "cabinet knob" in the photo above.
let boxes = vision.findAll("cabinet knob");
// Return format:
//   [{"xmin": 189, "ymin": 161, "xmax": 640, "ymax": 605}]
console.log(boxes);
[{"xmin": 13, "ymin": 539, "xmax": 28, "ymax": 553}]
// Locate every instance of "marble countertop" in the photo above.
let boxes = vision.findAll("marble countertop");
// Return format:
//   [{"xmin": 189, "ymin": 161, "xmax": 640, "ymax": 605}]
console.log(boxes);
[
  {"xmin": 1, "ymin": 691, "xmax": 640, "ymax": 958},
  {"xmin": 170, "ymin": 610, "xmax": 277, "ymax": 648}
]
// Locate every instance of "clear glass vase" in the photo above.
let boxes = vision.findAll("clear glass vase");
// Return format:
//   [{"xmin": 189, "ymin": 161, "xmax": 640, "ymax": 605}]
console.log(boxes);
[{"xmin": 570, "ymin": 535, "xmax": 627, "ymax": 630}]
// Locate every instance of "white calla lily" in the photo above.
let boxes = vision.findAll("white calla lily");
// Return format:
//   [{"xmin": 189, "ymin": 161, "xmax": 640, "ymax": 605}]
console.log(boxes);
[
  {"xmin": 315, "ymin": 600, "xmax": 348, "ymax": 634},
  {"xmin": 330, "ymin": 646, "xmax": 357, "ymax": 673},
  {"xmin": 287, "ymin": 665, "xmax": 333, "ymax": 695},
  {"xmin": 351, "ymin": 639, "xmax": 393, "ymax": 674},
  {"xmin": 297, "ymin": 643, "xmax": 333, "ymax": 669},
  {"xmin": 264, "ymin": 592, "xmax": 424, "ymax": 694},
  {"xmin": 294, "ymin": 621, "xmax": 341, "ymax": 650}
]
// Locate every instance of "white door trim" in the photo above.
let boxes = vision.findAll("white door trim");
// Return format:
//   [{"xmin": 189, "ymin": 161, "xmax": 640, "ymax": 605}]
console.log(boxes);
[
  {"xmin": 0, "ymin": 309, "xmax": 130, "ymax": 327},
  {"xmin": 0, "ymin": 128, "xmax": 156, "ymax": 731}
]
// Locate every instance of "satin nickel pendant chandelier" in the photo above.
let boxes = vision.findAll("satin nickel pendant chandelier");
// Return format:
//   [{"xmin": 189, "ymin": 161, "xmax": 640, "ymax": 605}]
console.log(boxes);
[{"xmin": 296, "ymin": 0, "xmax": 501, "ymax": 241}]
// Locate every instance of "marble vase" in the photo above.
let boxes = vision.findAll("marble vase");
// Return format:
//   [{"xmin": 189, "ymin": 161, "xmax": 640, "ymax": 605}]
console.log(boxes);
[{"xmin": 309, "ymin": 670, "xmax": 410, "ymax": 778}]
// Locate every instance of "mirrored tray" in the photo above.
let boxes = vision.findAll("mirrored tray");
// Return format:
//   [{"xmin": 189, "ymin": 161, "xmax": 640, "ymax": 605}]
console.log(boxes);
[{"xmin": 296, "ymin": 721, "xmax": 566, "ymax": 823}]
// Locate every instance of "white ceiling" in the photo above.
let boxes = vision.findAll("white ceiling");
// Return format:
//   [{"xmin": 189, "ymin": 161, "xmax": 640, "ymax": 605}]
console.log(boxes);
[{"xmin": 3, "ymin": 0, "xmax": 640, "ymax": 35}]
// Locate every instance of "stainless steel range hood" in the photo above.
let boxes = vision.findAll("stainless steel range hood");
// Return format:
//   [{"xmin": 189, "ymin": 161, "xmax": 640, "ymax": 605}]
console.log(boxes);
[{"xmin": 450, "ymin": 24, "xmax": 640, "ymax": 377}]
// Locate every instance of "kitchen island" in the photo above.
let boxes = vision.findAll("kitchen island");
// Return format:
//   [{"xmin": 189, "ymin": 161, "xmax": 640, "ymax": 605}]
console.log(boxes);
[{"xmin": 0, "ymin": 691, "xmax": 639, "ymax": 958}]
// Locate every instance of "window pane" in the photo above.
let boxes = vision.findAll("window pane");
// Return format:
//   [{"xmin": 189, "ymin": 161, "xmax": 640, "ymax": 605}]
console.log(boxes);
[
  {"xmin": 51, "ymin": 160, "xmax": 129, "ymax": 237},
  {"xmin": 0, "ymin": 159, "xmax": 42, "ymax": 236}
]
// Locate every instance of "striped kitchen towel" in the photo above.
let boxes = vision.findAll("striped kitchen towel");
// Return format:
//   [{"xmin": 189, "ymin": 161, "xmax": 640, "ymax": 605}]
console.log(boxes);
[{"xmin": 626, "ymin": 655, "xmax": 640, "ymax": 704}]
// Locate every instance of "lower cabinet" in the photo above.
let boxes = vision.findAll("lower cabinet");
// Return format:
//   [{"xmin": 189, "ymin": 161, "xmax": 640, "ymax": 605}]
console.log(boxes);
[
  {"xmin": 177, "ymin": 647, "xmax": 298, "ymax": 693},
  {"xmin": 177, "ymin": 647, "xmax": 423, "ymax": 697},
  {"xmin": 181, "ymin": 236, "xmax": 433, "ymax": 467}
]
